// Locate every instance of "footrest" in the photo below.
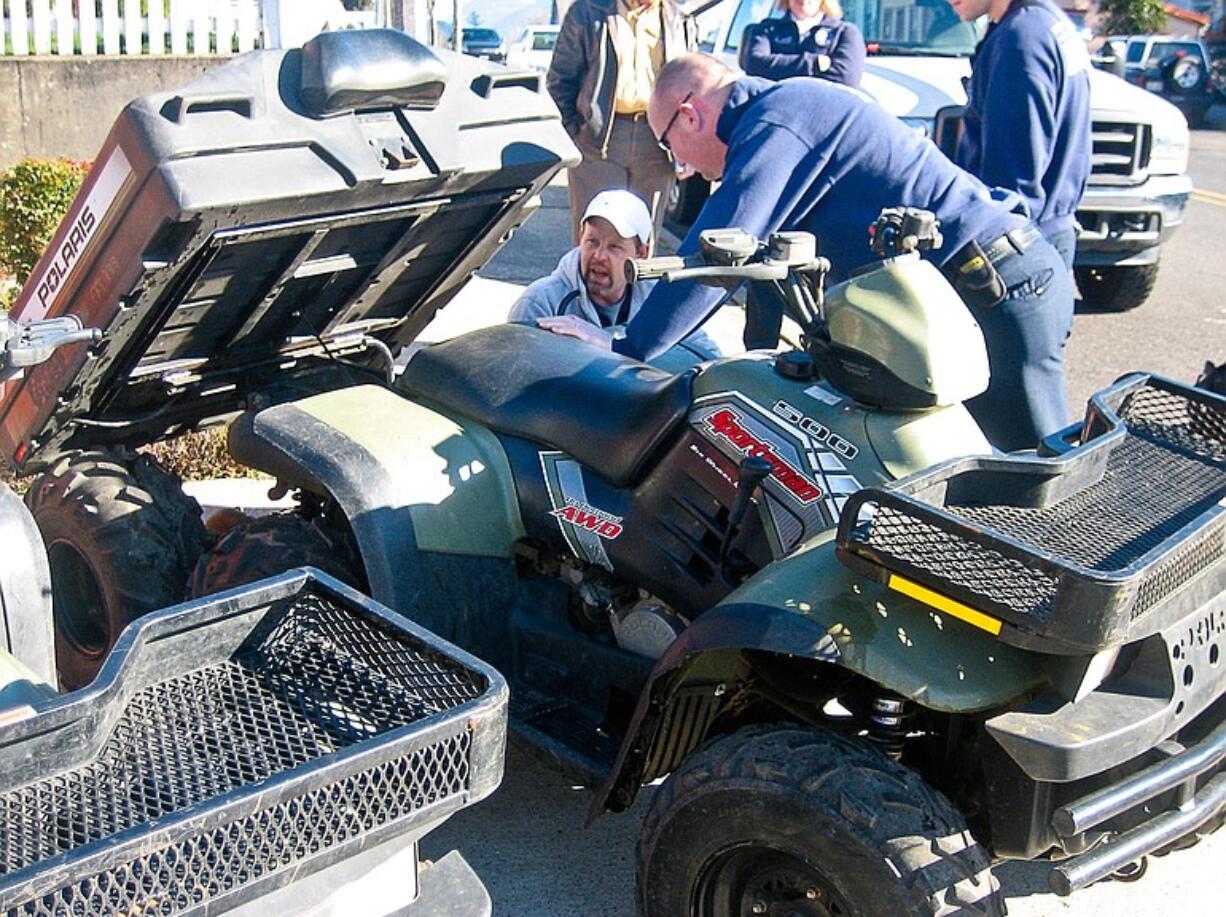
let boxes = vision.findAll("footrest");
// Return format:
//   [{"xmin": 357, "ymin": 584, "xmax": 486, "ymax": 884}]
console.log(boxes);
[
  {"xmin": 837, "ymin": 374, "xmax": 1226, "ymax": 652},
  {"xmin": 0, "ymin": 569, "xmax": 507, "ymax": 916}
]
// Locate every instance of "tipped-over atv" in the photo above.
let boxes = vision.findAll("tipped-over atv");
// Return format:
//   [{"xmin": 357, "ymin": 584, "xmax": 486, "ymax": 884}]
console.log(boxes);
[{"xmin": 2, "ymin": 28, "xmax": 1222, "ymax": 917}]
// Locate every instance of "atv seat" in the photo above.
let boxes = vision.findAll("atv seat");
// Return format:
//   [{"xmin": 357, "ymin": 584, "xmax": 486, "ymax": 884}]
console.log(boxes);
[{"xmin": 398, "ymin": 324, "xmax": 693, "ymax": 487}]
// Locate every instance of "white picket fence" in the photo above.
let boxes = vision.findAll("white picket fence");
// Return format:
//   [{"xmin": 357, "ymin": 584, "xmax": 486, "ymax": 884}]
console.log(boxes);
[{"xmin": 2, "ymin": 1, "xmax": 263, "ymax": 57}]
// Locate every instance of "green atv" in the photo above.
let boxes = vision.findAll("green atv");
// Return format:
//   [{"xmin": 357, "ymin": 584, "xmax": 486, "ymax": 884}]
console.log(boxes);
[
  {"xmin": 3, "ymin": 29, "xmax": 1223, "ymax": 917},
  {"xmin": 0, "ymin": 313, "xmax": 506, "ymax": 916}
]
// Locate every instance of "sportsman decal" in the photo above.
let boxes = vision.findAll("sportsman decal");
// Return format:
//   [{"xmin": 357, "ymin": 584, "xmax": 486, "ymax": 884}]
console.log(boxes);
[
  {"xmin": 704, "ymin": 407, "xmax": 823, "ymax": 505},
  {"xmin": 690, "ymin": 392, "xmax": 865, "ymax": 559}
]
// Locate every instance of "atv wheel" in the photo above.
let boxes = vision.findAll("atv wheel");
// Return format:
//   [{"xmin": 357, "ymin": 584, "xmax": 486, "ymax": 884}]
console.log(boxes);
[
  {"xmin": 25, "ymin": 449, "xmax": 210, "ymax": 691},
  {"xmin": 637, "ymin": 725, "xmax": 1002, "ymax": 917},
  {"xmin": 190, "ymin": 512, "xmax": 365, "ymax": 598},
  {"xmin": 1075, "ymin": 263, "xmax": 1159, "ymax": 312}
]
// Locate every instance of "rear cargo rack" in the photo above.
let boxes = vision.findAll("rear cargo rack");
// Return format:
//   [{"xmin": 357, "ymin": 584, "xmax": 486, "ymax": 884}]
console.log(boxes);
[
  {"xmin": 0, "ymin": 569, "xmax": 506, "ymax": 916},
  {"xmin": 837, "ymin": 375, "xmax": 1226, "ymax": 652}
]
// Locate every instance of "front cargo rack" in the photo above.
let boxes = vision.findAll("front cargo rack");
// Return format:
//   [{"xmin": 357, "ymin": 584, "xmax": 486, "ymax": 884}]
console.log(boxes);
[
  {"xmin": 0, "ymin": 569, "xmax": 507, "ymax": 916},
  {"xmin": 837, "ymin": 374, "xmax": 1226, "ymax": 653}
]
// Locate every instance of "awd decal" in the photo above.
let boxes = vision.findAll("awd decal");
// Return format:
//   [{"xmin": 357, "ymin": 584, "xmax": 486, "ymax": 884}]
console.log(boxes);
[
  {"xmin": 21, "ymin": 147, "xmax": 133, "ymax": 323},
  {"xmin": 550, "ymin": 500, "xmax": 623, "ymax": 540},
  {"xmin": 705, "ymin": 407, "xmax": 822, "ymax": 505},
  {"xmin": 771, "ymin": 400, "xmax": 859, "ymax": 460},
  {"xmin": 539, "ymin": 451, "xmax": 618, "ymax": 571}
]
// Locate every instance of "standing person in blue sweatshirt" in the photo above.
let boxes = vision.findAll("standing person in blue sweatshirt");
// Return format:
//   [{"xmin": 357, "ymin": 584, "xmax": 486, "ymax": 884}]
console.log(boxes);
[
  {"xmin": 743, "ymin": 0, "xmax": 866, "ymax": 87},
  {"xmin": 952, "ymin": 0, "xmax": 1091, "ymax": 271},
  {"xmin": 536, "ymin": 54, "xmax": 1074, "ymax": 452}
]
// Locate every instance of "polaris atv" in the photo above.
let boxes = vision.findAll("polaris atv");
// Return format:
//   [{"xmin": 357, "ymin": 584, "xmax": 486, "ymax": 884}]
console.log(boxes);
[
  {"xmin": 2, "ymin": 28, "xmax": 1223, "ymax": 917},
  {"xmin": 0, "ymin": 313, "xmax": 506, "ymax": 916}
]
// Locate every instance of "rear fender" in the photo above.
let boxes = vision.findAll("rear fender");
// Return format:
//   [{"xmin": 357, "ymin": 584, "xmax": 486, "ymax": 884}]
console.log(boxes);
[
  {"xmin": 591, "ymin": 535, "xmax": 1045, "ymax": 816},
  {"xmin": 228, "ymin": 384, "xmax": 524, "ymax": 616}
]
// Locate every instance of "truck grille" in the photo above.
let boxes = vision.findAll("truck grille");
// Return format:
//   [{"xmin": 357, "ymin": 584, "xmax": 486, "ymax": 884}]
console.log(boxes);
[{"xmin": 1090, "ymin": 121, "xmax": 1151, "ymax": 184}]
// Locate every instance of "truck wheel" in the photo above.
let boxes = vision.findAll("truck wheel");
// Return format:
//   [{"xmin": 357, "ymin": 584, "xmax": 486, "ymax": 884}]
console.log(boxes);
[
  {"xmin": 664, "ymin": 175, "xmax": 710, "ymax": 232},
  {"xmin": 637, "ymin": 725, "xmax": 1003, "ymax": 917},
  {"xmin": 190, "ymin": 512, "xmax": 365, "ymax": 598},
  {"xmin": 1074, "ymin": 264, "xmax": 1159, "ymax": 312},
  {"xmin": 25, "ymin": 449, "xmax": 209, "ymax": 691}
]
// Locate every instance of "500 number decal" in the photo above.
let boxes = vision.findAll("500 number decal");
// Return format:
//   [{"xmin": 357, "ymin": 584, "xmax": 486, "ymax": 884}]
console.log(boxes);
[{"xmin": 771, "ymin": 400, "xmax": 859, "ymax": 460}]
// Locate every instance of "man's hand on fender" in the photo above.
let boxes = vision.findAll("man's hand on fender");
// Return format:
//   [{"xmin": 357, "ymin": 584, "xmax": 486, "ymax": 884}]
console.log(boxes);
[{"xmin": 536, "ymin": 315, "xmax": 614, "ymax": 349}]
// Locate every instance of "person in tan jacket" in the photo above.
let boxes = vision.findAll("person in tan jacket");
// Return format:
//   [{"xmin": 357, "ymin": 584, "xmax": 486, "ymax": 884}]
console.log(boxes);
[{"xmin": 546, "ymin": 0, "xmax": 696, "ymax": 248}]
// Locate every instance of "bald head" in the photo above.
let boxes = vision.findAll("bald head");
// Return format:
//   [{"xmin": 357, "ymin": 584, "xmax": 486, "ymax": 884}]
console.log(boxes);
[
  {"xmin": 652, "ymin": 54, "xmax": 736, "ymax": 113},
  {"xmin": 648, "ymin": 55, "xmax": 737, "ymax": 182}
]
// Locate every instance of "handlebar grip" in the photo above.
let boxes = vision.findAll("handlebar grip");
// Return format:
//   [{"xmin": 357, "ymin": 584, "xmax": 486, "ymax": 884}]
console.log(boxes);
[{"xmin": 625, "ymin": 256, "xmax": 688, "ymax": 284}]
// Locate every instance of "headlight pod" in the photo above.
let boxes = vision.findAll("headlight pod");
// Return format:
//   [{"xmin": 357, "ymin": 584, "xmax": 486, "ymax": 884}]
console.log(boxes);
[{"xmin": 1150, "ymin": 111, "xmax": 1190, "ymax": 175}]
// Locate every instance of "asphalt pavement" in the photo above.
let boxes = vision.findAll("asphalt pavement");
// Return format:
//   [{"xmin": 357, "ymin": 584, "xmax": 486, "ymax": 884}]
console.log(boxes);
[{"xmin": 189, "ymin": 123, "xmax": 1225, "ymax": 916}]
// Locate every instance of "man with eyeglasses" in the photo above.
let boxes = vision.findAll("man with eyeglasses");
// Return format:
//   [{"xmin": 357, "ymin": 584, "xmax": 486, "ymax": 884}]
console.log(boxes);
[
  {"xmin": 540, "ymin": 53, "xmax": 1075, "ymax": 453},
  {"xmin": 547, "ymin": 0, "xmax": 696, "ymax": 248}
]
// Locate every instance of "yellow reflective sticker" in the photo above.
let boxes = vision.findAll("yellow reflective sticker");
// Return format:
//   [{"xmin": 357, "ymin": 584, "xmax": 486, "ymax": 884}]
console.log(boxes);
[{"xmin": 887, "ymin": 574, "xmax": 1002, "ymax": 636}]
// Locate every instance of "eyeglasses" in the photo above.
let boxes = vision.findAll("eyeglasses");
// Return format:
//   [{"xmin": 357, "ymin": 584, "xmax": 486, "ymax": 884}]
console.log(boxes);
[{"xmin": 656, "ymin": 92, "xmax": 694, "ymax": 158}]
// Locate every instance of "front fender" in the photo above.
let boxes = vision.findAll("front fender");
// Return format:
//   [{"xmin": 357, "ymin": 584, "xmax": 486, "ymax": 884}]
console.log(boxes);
[{"xmin": 591, "ymin": 534, "xmax": 1045, "ymax": 816}]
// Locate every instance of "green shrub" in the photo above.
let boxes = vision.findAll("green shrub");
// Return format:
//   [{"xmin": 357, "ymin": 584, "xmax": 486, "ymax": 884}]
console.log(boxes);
[{"xmin": 0, "ymin": 158, "xmax": 90, "ymax": 286}]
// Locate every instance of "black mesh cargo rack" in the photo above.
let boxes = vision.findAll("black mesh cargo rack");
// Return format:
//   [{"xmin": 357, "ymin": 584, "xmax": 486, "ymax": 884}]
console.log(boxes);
[
  {"xmin": 0, "ymin": 568, "xmax": 507, "ymax": 916},
  {"xmin": 837, "ymin": 374, "xmax": 1226, "ymax": 653}
]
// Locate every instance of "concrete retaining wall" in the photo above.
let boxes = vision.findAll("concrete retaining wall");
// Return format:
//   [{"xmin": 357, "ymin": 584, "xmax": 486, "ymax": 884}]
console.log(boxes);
[{"xmin": 0, "ymin": 57, "xmax": 232, "ymax": 169}]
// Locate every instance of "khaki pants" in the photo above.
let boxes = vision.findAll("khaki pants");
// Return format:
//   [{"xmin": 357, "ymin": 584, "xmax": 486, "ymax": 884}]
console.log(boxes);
[{"xmin": 568, "ymin": 113, "xmax": 676, "ymax": 252}]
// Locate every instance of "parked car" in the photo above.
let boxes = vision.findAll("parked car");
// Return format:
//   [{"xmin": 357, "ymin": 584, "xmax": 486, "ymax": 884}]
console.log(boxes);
[
  {"xmin": 678, "ymin": 0, "xmax": 1193, "ymax": 313},
  {"xmin": 1117, "ymin": 34, "xmax": 1216, "ymax": 128},
  {"xmin": 461, "ymin": 26, "xmax": 506, "ymax": 62},
  {"xmin": 507, "ymin": 24, "xmax": 560, "ymax": 72}
]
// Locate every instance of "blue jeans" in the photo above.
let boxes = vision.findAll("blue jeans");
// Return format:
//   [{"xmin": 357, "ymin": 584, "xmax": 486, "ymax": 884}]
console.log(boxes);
[
  {"xmin": 965, "ymin": 235, "xmax": 1075, "ymax": 452},
  {"xmin": 1046, "ymin": 225, "xmax": 1077, "ymax": 273}
]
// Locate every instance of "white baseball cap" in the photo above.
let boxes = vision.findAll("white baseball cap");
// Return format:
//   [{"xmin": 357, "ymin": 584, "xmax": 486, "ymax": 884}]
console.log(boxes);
[{"xmin": 582, "ymin": 190, "xmax": 653, "ymax": 246}]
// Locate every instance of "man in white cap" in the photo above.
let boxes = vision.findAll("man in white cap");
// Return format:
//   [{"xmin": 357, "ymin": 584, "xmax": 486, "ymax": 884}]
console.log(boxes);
[{"xmin": 510, "ymin": 189, "xmax": 719, "ymax": 364}]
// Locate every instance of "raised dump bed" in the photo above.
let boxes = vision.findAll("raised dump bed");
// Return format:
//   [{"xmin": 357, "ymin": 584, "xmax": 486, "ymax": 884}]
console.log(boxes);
[
  {"xmin": 837, "ymin": 374, "xmax": 1226, "ymax": 653},
  {"xmin": 0, "ymin": 569, "xmax": 506, "ymax": 916}
]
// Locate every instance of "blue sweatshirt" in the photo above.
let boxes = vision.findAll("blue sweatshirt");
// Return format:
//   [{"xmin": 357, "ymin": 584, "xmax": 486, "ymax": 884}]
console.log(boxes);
[
  {"xmin": 743, "ymin": 13, "xmax": 866, "ymax": 87},
  {"xmin": 613, "ymin": 77, "xmax": 1025, "ymax": 361},
  {"xmin": 955, "ymin": 0, "xmax": 1091, "ymax": 239}
]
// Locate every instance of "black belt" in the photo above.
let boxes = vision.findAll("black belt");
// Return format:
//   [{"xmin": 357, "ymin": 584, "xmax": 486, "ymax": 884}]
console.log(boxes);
[
  {"xmin": 952, "ymin": 222, "xmax": 1042, "ymax": 275},
  {"xmin": 943, "ymin": 222, "xmax": 1042, "ymax": 309}
]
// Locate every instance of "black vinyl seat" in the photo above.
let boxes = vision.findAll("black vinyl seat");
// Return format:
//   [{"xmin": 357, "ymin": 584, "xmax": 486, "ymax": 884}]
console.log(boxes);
[{"xmin": 397, "ymin": 324, "xmax": 694, "ymax": 487}]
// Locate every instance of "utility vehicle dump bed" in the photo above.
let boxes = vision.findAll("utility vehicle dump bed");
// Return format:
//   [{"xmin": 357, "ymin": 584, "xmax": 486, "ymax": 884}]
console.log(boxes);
[{"xmin": 0, "ymin": 29, "xmax": 576, "ymax": 470}]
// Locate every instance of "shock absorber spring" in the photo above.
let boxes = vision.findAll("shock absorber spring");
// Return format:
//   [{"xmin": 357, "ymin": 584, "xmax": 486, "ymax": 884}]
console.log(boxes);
[{"xmin": 868, "ymin": 695, "xmax": 910, "ymax": 760}]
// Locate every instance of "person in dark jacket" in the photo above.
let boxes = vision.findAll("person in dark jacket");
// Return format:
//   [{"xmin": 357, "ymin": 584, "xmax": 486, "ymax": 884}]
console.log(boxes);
[
  {"xmin": 546, "ymin": 0, "xmax": 696, "ymax": 247},
  {"xmin": 743, "ymin": 0, "xmax": 866, "ymax": 87},
  {"xmin": 537, "ymin": 54, "xmax": 1074, "ymax": 452},
  {"xmin": 952, "ymin": 0, "xmax": 1091, "ymax": 271}
]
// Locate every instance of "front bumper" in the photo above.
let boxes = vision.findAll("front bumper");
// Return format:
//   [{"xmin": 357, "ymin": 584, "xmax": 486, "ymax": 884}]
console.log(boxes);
[
  {"xmin": 1075, "ymin": 172, "xmax": 1192, "ymax": 266},
  {"xmin": 982, "ymin": 594, "xmax": 1226, "ymax": 893}
]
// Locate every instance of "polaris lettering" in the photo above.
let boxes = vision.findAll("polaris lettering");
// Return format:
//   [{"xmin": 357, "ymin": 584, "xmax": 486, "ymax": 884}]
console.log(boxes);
[
  {"xmin": 36, "ymin": 205, "xmax": 97, "ymax": 311},
  {"xmin": 550, "ymin": 502, "xmax": 624, "ymax": 539},
  {"xmin": 705, "ymin": 408, "xmax": 822, "ymax": 504}
]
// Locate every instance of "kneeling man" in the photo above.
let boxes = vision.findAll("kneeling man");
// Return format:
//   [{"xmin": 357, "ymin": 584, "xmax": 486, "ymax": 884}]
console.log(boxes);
[{"xmin": 510, "ymin": 189, "xmax": 720, "ymax": 364}]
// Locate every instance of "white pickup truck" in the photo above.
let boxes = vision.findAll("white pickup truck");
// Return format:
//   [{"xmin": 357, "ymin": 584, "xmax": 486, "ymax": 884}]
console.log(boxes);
[{"xmin": 674, "ymin": 0, "xmax": 1192, "ymax": 311}]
